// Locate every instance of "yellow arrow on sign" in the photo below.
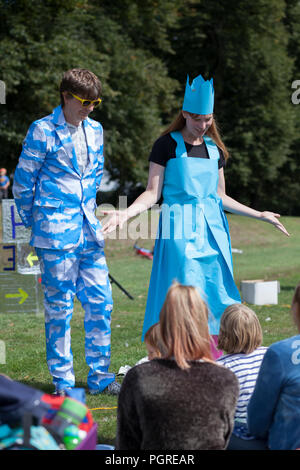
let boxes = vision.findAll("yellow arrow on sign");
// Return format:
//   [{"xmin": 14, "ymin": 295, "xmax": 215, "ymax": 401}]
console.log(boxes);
[
  {"xmin": 5, "ymin": 288, "xmax": 28, "ymax": 305},
  {"xmin": 27, "ymin": 252, "xmax": 38, "ymax": 267}
]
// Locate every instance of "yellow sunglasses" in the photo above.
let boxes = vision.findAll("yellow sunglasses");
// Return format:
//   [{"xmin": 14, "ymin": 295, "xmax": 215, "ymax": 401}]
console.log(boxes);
[{"xmin": 70, "ymin": 92, "xmax": 102, "ymax": 108}]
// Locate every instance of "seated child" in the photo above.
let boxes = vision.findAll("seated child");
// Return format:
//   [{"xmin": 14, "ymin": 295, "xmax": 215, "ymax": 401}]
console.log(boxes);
[
  {"xmin": 217, "ymin": 303, "xmax": 268, "ymax": 448},
  {"xmin": 116, "ymin": 282, "xmax": 239, "ymax": 450}
]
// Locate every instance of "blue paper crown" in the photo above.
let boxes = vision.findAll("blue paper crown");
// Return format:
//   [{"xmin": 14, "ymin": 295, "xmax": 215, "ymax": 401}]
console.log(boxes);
[{"xmin": 182, "ymin": 74, "xmax": 214, "ymax": 115}]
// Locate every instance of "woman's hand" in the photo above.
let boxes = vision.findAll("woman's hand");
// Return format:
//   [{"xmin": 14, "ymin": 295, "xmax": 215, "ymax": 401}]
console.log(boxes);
[
  {"xmin": 101, "ymin": 209, "xmax": 128, "ymax": 235},
  {"xmin": 260, "ymin": 211, "xmax": 290, "ymax": 236},
  {"xmin": 100, "ymin": 163, "xmax": 165, "ymax": 236}
]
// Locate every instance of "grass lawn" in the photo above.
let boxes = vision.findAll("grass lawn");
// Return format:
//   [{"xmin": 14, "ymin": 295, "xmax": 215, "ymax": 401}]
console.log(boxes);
[{"xmin": 0, "ymin": 208, "xmax": 299, "ymax": 446}]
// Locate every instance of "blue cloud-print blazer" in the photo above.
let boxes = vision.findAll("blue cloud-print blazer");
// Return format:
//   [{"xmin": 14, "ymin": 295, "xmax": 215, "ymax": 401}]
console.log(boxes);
[{"xmin": 13, "ymin": 105, "xmax": 105, "ymax": 250}]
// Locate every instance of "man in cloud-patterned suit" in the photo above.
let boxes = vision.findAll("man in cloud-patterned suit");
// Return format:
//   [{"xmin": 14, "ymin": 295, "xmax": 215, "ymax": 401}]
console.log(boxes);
[{"xmin": 13, "ymin": 69, "xmax": 120, "ymax": 396}]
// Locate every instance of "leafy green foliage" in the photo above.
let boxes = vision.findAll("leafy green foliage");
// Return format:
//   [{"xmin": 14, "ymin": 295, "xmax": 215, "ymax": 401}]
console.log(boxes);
[
  {"xmin": 0, "ymin": 0, "xmax": 179, "ymax": 191},
  {"xmin": 167, "ymin": 0, "xmax": 299, "ymax": 213},
  {"xmin": 0, "ymin": 0, "xmax": 299, "ymax": 212}
]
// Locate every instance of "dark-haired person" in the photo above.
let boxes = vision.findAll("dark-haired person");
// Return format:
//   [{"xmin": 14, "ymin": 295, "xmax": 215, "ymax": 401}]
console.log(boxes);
[
  {"xmin": 247, "ymin": 283, "xmax": 300, "ymax": 450},
  {"xmin": 13, "ymin": 68, "xmax": 119, "ymax": 396},
  {"xmin": 102, "ymin": 74, "xmax": 289, "ymax": 357}
]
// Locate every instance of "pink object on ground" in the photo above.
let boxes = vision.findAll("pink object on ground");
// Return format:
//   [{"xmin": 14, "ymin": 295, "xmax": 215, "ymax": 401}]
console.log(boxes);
[{"xmin": 210, "ymin": 335, "xmax": 223, "ymax": 360}]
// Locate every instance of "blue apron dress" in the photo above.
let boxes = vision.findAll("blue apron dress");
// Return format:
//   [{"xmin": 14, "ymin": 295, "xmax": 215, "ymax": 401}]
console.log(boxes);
[{"xmin": 142, "ymin": 131, "xmax": 241, "ymax": 339}]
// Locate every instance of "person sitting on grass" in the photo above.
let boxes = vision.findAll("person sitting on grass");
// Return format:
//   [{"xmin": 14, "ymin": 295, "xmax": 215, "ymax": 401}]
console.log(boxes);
[
  {"xmin": 247, "ymin": 282, "xmax": 300, "ymax": 450},
  {"xmin": 217, "ymin": 304, "xmax": 268, "ymax": 450},
  {"xmin": 115, "ymin": 282, "xmax": 239, "ymax": 450}
]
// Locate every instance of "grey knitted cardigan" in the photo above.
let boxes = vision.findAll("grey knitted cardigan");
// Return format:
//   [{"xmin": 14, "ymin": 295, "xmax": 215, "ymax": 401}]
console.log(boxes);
[{"xmin": 116, "ymin": 358, "xmax": 239, "ymax": 450}]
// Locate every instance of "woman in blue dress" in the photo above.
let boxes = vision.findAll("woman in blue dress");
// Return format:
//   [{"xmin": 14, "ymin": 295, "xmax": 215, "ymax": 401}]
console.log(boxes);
[{"xmin": 102, "ymin": 74, "xmax": 289, "ymax": 354}]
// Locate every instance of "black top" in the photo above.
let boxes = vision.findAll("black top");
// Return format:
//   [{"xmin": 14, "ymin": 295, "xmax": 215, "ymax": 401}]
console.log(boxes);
[
  {"xmin": 148, "ymin": 133, "xmax": 225, "ymax": 169},
  {"xmin": 116, "ymin": 359, "xmax": 239, "ymax": 450}
]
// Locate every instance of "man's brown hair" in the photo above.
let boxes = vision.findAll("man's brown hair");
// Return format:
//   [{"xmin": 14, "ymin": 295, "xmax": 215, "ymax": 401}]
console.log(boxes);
[{"xmin": 59, "ymin": 68, "xmax": 102, "ymax": 107}]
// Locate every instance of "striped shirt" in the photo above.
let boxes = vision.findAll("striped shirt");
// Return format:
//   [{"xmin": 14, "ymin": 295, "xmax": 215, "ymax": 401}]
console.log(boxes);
[{"xmin": 217, "ymin": 347, "xmax": 267, "ymax": 425}]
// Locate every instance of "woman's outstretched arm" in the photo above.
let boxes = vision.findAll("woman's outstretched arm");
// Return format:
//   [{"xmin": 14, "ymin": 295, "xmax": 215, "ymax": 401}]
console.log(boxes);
[
  {"xmin": 101, "ymin": 162, "xmax": 165, "ymax": 235},
  {"xmin": 217, "ymin": 168, "xmax": 290, "ymax": 236}
]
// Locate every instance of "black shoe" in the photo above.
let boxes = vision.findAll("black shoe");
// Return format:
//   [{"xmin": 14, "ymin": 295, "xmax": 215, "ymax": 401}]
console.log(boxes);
[{"xmin": 89, "ymin": 381, "xmax": 121, "ymax": 396}]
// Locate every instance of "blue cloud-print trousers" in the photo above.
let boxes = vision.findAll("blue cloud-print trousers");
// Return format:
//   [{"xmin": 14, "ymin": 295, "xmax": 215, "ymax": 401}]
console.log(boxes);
[{"xmin": 36, "ymin": 221, "xmax": 114, "ymax": 393}]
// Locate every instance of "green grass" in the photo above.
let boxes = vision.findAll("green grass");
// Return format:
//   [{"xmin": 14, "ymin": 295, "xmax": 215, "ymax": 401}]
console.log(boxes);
[{"xmin": 0, "ymin": 209, "xmax": 300, "ymax": 446}]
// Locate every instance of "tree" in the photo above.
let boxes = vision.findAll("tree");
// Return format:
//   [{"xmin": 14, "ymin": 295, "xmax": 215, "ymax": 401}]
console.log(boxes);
[
  {"xmin": 167, "ymin": 0, "xmax": 299, "ymax": 213},
  {"xmin": 0, "ymin": 0, "xmax": 179, "ymax": 194},
  {"xmin": 1, "ymin": 0, "xmax": 299, "ymax": 212}
]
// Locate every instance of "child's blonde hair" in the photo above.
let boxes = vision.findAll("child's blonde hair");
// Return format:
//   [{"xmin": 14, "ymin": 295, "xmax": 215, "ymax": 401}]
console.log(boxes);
[
  {"xmin": 218, "ymin": 304, "xmax": 263, "ymax": 354},
  {"xmin": 144, "ymin": 322, "xmax": 164, "ymax": 359},
  {"xmin": 159, "ymin": 281, "xmax": 212, "ymax": 369}
]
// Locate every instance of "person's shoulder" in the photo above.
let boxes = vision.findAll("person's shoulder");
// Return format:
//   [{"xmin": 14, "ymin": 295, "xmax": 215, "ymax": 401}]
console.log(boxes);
[
  {"xmin": 268, "ymin": 335, "xmax": 300, "ymax": 355},
  {"xmin": 86, "ymin": 116, "xmax": 103, "ymax": 131},
  {"xmin": 26, "ymin": 116, "xmax": 50, "ymax": 141},
  {"xmin": 217, "ymin": 147, "xmax": 226, "ymax": 168},
  {"xmin": 28, "ymin": 107, "xmax": 60, "ymax": 135},
  {"xmin": 216, "ymin": 364, "xmax": 240, "ymax": 393},
  {"xmin": 133, "ymin": 358, "xmax": 177, "ymax": 375},
  {"xmin": 121, "ymin": 359, "xmax": 161, "ymax": 385},
  {"xmin": 194, "ymin": 361, "xmax": 239, "ymax": 396},
  {"xmin": 195, "ymin": 358, "xmax": 237, "ymax": 375},
  {"xmin": 207, "ymin": 359, "xmax": 239, "ymax": 378},
  {"xmin": 152, "ymin": 133, "xmax": 174, "ymax": 149},
  {"xmin": 30, "ymin": 112, "xmax": 53, "ymax": 129},
  {"xmin": 253, "ymin": 346, "xmax": 268, "ymax": 355},
  {"xmin": 149, "ymin": 133, "xmax": 175, "ymax": 166},
  {"xmin": 217, "ymin": 353, "xmax": 234, "ymax": 363},
  {"xmin": 126, "ymin": 358, "xmax": 160, "ymax": 374},
  {"xmin": 216, "ymin": 353, "xmax": 243, "ymax": 366}
]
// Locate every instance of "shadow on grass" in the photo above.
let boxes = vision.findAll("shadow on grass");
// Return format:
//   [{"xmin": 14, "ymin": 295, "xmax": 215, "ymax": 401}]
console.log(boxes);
[{"xmin": 280, "ymin": 285, "xmax": 297, "ymax": 293}]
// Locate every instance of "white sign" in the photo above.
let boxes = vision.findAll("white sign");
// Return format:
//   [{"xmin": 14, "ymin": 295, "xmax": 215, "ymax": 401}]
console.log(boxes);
[
  {"xmin": 2, "ymin": 199, "xmax": 31, "ymax": 243},
  {"xmin": 0, "ymin": 272, "xmax": 43, "ymax": 315}
]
